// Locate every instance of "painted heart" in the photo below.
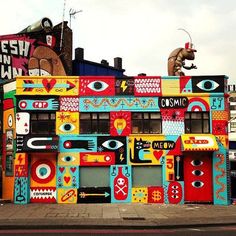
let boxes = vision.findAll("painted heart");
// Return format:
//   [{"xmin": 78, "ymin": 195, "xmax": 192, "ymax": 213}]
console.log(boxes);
[
  {"xmin": 153, "ymin": 150, "xmax": 163, "ymax": 160},
  {"xmin": 59, "ymin": 167, "xmax": 65, "ymax": 173},
  {"xmin": 42, "ymin": 79, "xmax": 56, "ymax": 92},
  {"xmin": 70, "ymin": 167, "xmax": 76, "ymax": 173},
  {"xmin": 64, "ymin": 176, "xmax": 71, "ymax": 183}
]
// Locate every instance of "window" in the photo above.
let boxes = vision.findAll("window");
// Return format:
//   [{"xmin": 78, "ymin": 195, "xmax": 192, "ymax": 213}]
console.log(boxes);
[
  {"xmin": 80, "ymin": 112, "xmax": 110, "ymax": 134},
  {"xmin": 131, "ymin": 112, "xmax": 162, "ymax": 134},
  {"xmin": 132, "ymin": 166, "xmax": 162, "ymax": 187},
  {"xmin": 31, "ymin": 112, "xmax": 56, "ymax": 134},
  {"xmin": 79, "ymin": 167, "xmax": 110, "ymax": 187},
  {"xmin": 185, "ymin": 112, "xmax": 210, "ymax": 133}
]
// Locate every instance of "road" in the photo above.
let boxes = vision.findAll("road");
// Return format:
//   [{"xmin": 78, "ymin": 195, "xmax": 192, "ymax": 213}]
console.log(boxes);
[{"xmin": 0, "ymin": 225, "xmax": 236, "ymax": 235}]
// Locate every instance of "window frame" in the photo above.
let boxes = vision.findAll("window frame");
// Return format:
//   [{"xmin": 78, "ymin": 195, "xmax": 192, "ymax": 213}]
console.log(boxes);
[
  {"xmin": 131, "ymin": 112, "xmax": 162, "ymax": 134},
  {"xmin": 80, "ymin": 112, "xmax": 110, "ymax": 134},
  {"xmin": 184, "ymin": 111, "xmax": 210, "ymax": 134},
  {"xmin": 30, "ymin": 112, "xmax": 56, "ymax": 135}
]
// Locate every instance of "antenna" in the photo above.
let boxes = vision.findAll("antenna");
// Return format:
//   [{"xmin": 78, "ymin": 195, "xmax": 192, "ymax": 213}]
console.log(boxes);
[
  {"xmin": 60, "ymin": 0, "xmax": 67, "ymax": 51},
  {"xmin": 69, "ymin": 9, "xmax": 83, "ymax": 28},
  {"xmin": 178, "ymin": 28, "xmax": 192, "ymax": 44}
]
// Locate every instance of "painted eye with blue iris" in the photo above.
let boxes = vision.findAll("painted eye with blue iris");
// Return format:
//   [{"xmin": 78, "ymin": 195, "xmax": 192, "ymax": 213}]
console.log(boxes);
[
  {"xmin": 59, "ymin": 123, "xmax": 76, "ymax": 133},
  {"xmin": 196, "ymin": 80, "xmax": 219, "ymax": 91},
  {"xmin": 87, "ymin": 81, "xmax": 109, "ymax": 92},
  {"xmin": 102, "ymin": 140, "xmax": 123, "ymax": 150}
]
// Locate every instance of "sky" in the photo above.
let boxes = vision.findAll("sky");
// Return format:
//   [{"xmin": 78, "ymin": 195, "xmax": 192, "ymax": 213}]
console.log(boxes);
[{"xmin": 1, "ymin": 0, "xmax": 236, "ymax": 84}]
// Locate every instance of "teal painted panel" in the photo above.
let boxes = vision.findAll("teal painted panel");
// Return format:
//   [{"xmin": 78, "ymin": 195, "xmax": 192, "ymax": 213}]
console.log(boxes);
[{"xmin": 79, "ymin": 97, "xmax": 159, "ymax": 112}]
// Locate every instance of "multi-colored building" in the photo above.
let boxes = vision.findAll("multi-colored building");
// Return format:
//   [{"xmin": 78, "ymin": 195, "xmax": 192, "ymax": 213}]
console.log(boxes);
[{"xmin": 1, "ymin": 75, "xmax": 230, "ymax": 205}]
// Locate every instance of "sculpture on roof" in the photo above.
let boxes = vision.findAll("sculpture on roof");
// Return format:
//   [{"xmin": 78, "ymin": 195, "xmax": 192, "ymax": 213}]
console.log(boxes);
[{"xmin": 168, "ymin": 29, "xmax": 197, "ymax": 76}]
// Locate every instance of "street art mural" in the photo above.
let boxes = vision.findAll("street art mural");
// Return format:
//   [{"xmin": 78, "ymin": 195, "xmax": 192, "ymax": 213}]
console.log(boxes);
[
  {"xmin": 1, "ymin": 75, "xmax": 231, "ymax": 205},
  {"xmin": 0, "ymin": 18, "xmax": 72, "ymax": 85}
]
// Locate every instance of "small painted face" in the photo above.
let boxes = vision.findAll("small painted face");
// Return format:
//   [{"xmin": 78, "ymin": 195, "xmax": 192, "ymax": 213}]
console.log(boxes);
[{"xmin": 117, "ymin": 178, "xmax": 125, "ymax": 186}]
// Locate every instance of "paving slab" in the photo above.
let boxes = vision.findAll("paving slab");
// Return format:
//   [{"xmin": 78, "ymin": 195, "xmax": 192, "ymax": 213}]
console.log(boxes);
[{"xmin": 0, "ymin": 203, "xmax": 235, "ymax": 229}]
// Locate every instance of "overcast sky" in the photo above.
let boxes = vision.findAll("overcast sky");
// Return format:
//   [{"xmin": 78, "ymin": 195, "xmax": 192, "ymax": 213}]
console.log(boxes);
[{"xmin": 1, "ymin": 0, "xmax": 235, "ymax": 84}]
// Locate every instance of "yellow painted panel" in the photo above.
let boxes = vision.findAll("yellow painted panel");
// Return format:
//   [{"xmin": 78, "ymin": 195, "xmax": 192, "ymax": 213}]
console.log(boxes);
[
  {"xmin": 15, "ymin": 153, "xmax": 27, "ymax": 165},
  {"xmin": 57, "ymin": 189, "xmax": 78, "ymax": 203},
  {"xmin": 161, "ymin": 79, "xmax": 179, "ymax": 95},
  {"xmin": 212, "ymin": 111, "xmax": 229, "ymax": 120},
  {"xmin": 165, "ymin": 155, "xmax": 175, "ymax": 181},
  {"xmin": 215, "ymin": 135, "xmax": 228, "ymax": 148},
  {"xmin": 16, "ymin": 76, "xmax": 79, "ymax": 96},
  {"xmin": 132, "ymin": 187, "xmax": 148, "ymax": 203},
  {"xmin": 57, "ymin": 153, "xmax": 80, "ymax": 166},
  {"xmin": 181, "ymin": 134, "xmax": 219, "ymax": 151},
  {"xmin": 128, "ymin": 135, "xmax": 170, "ymax": 165},
  {"xmin": 56, "ymin": 112, "xmax": 79, "ymax": 135}
]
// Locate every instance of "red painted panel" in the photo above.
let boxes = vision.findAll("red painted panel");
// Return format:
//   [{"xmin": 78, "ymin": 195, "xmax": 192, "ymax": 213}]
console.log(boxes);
[
  {"xmin": 79, "ymin": 76, "xmax": 115, "ymax": 96},
  {"xmin": 184, "ymin": 152, "xmax": 213, "ymax": 202},
  {"xmin": 110, "ymin": 111, "xmax": 131, "ymax": 136},
  {"xmin": 134, "ymin": 76, "xmax": 162, "ymax": 96},
  {"xmin": 80, "ymin": 152, "xmax": 115, "ymax": 166},
  {"xmin": 113, "ymin": 167, "xmax": 129, "ymax": 201},
  {"xmin": 148, "ymin": 186, "xmax": 164, "ymax": 203}
]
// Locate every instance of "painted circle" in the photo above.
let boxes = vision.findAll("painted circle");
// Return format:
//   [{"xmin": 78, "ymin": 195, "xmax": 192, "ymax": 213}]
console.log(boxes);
[
  {"xmin": 31, "ymin": 159, "xmax": 55, "ymax": 183},
  {"xmin": 19, "ymin": 101, "xmax": 27, "ymax": 109}
]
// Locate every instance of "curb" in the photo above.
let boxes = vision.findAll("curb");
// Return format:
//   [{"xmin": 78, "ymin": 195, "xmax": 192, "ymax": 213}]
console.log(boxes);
[{"xmin": 0, "ymin": 221, "xmax": 236, "ymax": 230}]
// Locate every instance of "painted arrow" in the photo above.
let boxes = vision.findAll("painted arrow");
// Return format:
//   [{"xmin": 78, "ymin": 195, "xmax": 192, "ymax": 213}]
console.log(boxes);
[
  {"xmin": 79, "ymin": 192, "xmax": 110, "ymax": 198},
  {"xmin": 23, "ymin": 80, "xmax": 76, "ymax": 91},
  {"xmin": 176, "ymin": 156, "xmax": 180, "ymax": 180}
]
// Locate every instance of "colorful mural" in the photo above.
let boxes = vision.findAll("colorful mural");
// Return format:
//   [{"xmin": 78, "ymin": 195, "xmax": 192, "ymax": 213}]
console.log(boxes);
[
  {"xmin": 1, "ymin": 75, "xmax": 231, "ymax": 205},
  {"xmin": 0, "ymin": 18, "xmax": 72, "ymax": 84}
]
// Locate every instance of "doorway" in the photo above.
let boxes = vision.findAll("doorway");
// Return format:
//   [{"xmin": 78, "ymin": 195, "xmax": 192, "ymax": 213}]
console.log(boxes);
[{"xmin": 184, "ymin": 152, "xmax": 213, "ymax": 202}]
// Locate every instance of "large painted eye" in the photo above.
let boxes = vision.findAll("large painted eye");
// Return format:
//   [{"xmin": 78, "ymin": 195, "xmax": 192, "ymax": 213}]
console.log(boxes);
[
  {"xmin": 87, "ymin": 81, "xmax": 109, "ymax": 92},
  {"xmin": 31, "ymin": 160, "xmax": 55, "ymax": 184},
  {"xmin": 196, "ymin": 80, "xmax": 219, "ymax": 91},
  {"xmin": 192, "ymin": 170, "xmax": 204, "ymax": 176},
  {"xmin": 61, "ymin": 155, "xmax": 76, "ymax": 163},
  {"xmin": 59, "ymin": 123, "xmax": 76, "ymax": 133},
  {"xmin": 102, "ymin": 140, "xmax": 123, "ymax": 150},
  {"xmin": 192, "ymin": 181, "xmax": 204, "ymax": 188},
  {"xmin": 171, "ymin": 195, "xmax": 179, "ymax": 199},
  {"xmin": 191, "ymin": 160, "xmax": 203, "ymax": 166},
  {"xmin": 8, "ymin": 115, "xmax": 13, "ymax": 127}
]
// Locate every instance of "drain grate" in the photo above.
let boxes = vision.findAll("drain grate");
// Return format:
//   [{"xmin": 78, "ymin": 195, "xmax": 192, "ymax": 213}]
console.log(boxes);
[{"xmin": 123, "ymin": 217, "xmax": 146, "ymax": 220}]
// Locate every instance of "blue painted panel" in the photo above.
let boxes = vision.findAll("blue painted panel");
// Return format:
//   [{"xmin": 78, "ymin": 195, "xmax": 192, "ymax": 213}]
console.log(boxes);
[
  {"xmin": 110, "ymin": 165, "xmax": 132, "ymax": 203},
  {"xmin": 14, "ymin": 177, "xmax": 29, "ymax": 204},
  {"xmin": 79, "ymin": 97, "xmax": 159, "ymax": 112}
]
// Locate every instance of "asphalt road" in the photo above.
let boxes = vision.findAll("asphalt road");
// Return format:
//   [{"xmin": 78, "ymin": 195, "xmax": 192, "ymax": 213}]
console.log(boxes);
[{"xmin": 0, "ymin": 225, "xmax": 236, "ymax": 235}]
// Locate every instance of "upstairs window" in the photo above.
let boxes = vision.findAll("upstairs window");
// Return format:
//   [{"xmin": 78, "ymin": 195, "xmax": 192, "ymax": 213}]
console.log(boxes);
[
  {"xmin": 185, "ymin": 112, "xmax": 210, "ymax": 133},
  {"xmin": 31, "ymin": 113, "xmax": 56, "ymax": 135},
  {"xmin": 131, "ymin": 112, "xmax": 162, "ymax": 134},
  {"xmin": 80, "ymin": 112, "xmax": 110, "ymax": 134}
]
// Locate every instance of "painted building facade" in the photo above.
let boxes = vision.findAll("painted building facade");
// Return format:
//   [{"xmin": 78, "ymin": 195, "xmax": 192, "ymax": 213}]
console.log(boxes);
[{"xmin": 2, "ymin": 75, "xmax": 230, "ymax": 205}]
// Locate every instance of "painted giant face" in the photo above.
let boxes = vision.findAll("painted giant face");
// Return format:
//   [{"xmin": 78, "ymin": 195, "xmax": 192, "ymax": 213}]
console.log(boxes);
[{"xmin": 28, "ymin": 46, "xmax": 66, "ymax": 76}]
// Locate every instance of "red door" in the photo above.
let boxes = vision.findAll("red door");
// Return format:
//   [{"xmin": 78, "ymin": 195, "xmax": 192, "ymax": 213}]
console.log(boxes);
[{"xmin": 184, "ymin": 152, "xmax": 213, "ymax": 202}]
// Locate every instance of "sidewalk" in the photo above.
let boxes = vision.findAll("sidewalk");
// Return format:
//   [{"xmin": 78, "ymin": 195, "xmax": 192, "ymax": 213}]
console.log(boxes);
[{"xmin": 0, "ymin": 203, "xmax": 235, "ymax": 229}]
